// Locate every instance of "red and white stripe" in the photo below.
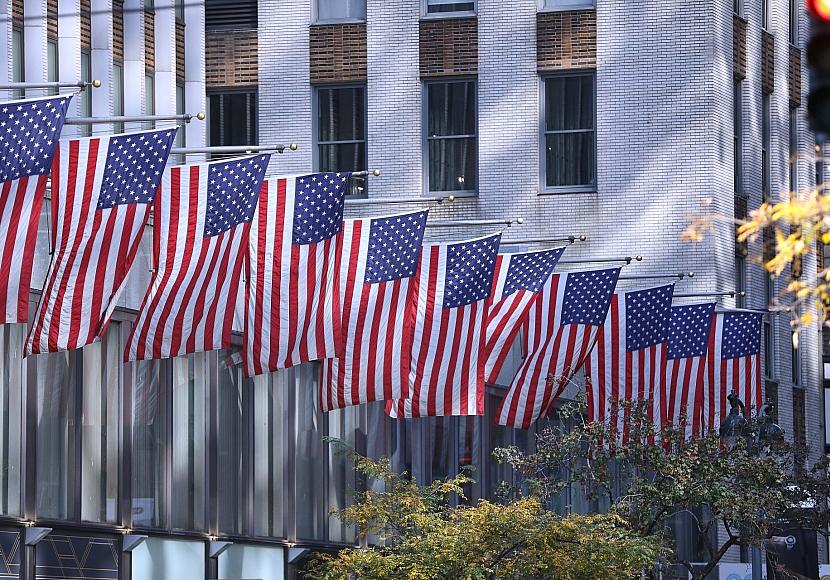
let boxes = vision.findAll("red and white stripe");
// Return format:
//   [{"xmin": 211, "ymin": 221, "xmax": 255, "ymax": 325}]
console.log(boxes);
[
  {"xmin": 386, "ymin": 240, "xmax": 495, "ymax": 418},
  {"xmin": 319, "ymin": 215, "xmax": 422, "ymax": 411},
  {"xmin": 243, "ymin": 177, "xmax": 341, "ymax": 376},
  {"xmin": 125, "ymin": 161, "xmax": 252, "ymax": 360},
  {"xmin": 585, "ymin": 294, "xmax": 668, "ymax": 441},
  {"xmin": 701, "ymin": 313, "xmax": 762, "ymax": 432},
  {"xmin": 0, "ymin": 174, "xmax": 48, "ymax": 323},
  {"xmin": 664, "ymin": 350, "xmax": 708, "ymax": 439},
  {"xmin": 484, "ymin": 253, "xmax": 555, "ymax": 385},
  {"xmin": 496, "ymin": 272, "xmax": 608, "ymax": 429},
  {"xmin": 26, "ymin": 135, "xmax": 155, "ymax": 354}
]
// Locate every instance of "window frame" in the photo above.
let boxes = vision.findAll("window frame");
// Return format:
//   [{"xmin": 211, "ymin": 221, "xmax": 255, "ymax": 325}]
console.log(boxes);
[
  {"xmin": 537, "ymin": 0, "xmax": 596, "ymax": 12},
  {"xmin": 206, "ymin": 87, "xmax": 259, "ymax": 149},
  {"xmin": 539, "ymin": 70, "xmax": 597, "ymax": 195},
  {"xmin": 313, "ymin": 0, "xmax": 366, "ymax": 23},
  {"xmin": 422, "ymin": 77, "xmax": 479, "ymax": 196},
  {"xmin": 421, "ymin": 0, "xmax": 477, "ymax": 19},
  {"xmin": 312, "ymin": 83, "xmax": 368, "ymax": 171}
]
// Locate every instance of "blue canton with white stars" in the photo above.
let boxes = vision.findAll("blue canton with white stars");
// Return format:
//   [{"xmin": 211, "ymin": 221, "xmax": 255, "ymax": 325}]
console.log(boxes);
[
  {"xmin": 97, "ymin": 129, "xmax": 177, "ymax": 210},
  {"xmin": 624, "ymin": 284, "xmax": 674, "ymax": 352},
  {"xmin": 0, "ymin": 96, "xmax": 70, "ymax": 183},
  {"xmin": 502, "ymin": 247, "xmax": 564, "ymax": 297},
  {"xmin": 364, "ymin": 210, "xmax": 428, "ymax": 284},
  {"xmin": 292, "ymin": 172, "xmax": 351, "ymax": 245},
  {"xmin": 443, "ymin": 234, "xmax": 501, "ymax": 309},
  {"xmin": 204, "ymin": 154, "xmax": 269, "ymax": 237},
  {"xmin": 667, "ymin": 303, "xmax": 716, "ymax": 360},
  {"xmin": 721, "ymin": 312, "xmax": 762, "ymax": 359},
  {"xmin": 561, "ymin": 268, "xmax": 620, "ymax": 326}
]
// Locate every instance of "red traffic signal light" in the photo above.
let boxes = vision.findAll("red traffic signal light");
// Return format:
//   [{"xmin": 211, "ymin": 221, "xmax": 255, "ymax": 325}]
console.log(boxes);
[{"xmin": 809, "ymin": 0, "xmax": 830, "ymax": 21}]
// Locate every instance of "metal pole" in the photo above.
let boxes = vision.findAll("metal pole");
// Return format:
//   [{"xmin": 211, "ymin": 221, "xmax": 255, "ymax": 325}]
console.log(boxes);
[
  {"xmin": 559, "ymin": 256, "xmax": 642, "ymax": 265},
  {"xmin": 344, "ymin": 192, "xmax": 477, "ymax": 205},
  {"xmin": 63, "ymin": 112, "xmax": 205, "ymax": 125},
  {"xmin": 0, "ymin": 80, "xmax": 101, "ymax": 90},
  {"xmin": 170, "ymin": 143, "xmax": 297, "ymax": 155},
  {"xmin": 500, "ymin": 235, "xmax": 588, "ymax": 245},
  {"xmin": 674, "ymin": 291, "xmax": 745, "ymax": 298},
  {"xmin": 426, "ymin": 219, "xmax": 523, "ymax": 228},
  {"xmin": 618, "ymin": 272, "xmax": 694, "ymax": 281}
]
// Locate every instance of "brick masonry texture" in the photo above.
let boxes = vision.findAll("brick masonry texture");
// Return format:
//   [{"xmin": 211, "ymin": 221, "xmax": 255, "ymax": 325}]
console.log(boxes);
[
  {"xmin": 144, "ymin": 8, "xmax": 154, "ymax": 72},
  {"xmin": 419, "ymin": 17, "xmax": 477, "ymax": 77},
  {"xmin": 112, "ymin": 0, "xmax": 123, "ymax": 61},
  {"xmin": 790, "ymin": 43, "xmax": 802, "ymax": 106},
  {"xmin": 47, "ymin": 0, "xmax": 56, "ymax": 38},
  {"xmin": 762, "ymin": 29, "xmax": 774, "ymax": 94},
  {"xmin": 80, "ymin": 0, "xmax": 89, "ymax": 50},
  {"xmin": 206, "ymin": 28, "xmax": 257, "ymax": 88},
  {"xmin": 309, "ymin": 23, "xmax": 366, "ymax": 83},
  {"xmin": 176, "ymin": 21, "xmax": 184, "ymax": 83},
  {"xmin": 11, "ymin": 0, "xmax": 22, "ymax": 26},
  {"xmin": 734, "ymin": 15, "xmax": 747, "ymax": 79},
  {"xmin": 537, "ymin": 9, "xmax": 596, "ymax": 72}
]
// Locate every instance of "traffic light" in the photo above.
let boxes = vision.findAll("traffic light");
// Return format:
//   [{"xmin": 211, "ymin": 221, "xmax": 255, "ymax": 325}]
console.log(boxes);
[{"xmin": 807, "ymin": 0, "xmax": 830, "ymax": 133}]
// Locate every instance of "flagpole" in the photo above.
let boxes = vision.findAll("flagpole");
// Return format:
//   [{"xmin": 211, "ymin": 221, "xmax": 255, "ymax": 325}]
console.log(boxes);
[
  {"xmin": 345, "ymin": 192, "xmax": 477, "ymax": 205},
  {"xmin": 170, "ymin": 143, "xmax": 299, "ymax": 155},
  {"xmin": 500, "ymin": 235, "xmax": 588, "ymax": 245},
  {"xmin": 0, "ymin": 80, "xmax": 101, "ymax": 90},
  {"xmin": 64, "ymin": 112, "xmax": 206, "ymax": 125},
  {"xmin": 674, "ymin": 291, "xmax": 746, "ymax": 298},
  {"xmin": 558, "ymin": 256, "xmax": 643, "ymax": 265},
  {"xmin": 426, "ymin": 218, "xmax": 524, "ymax": 228},
  {"xmin": 618, "ymin": 272, "xmax": 695, "ymax": 281}
]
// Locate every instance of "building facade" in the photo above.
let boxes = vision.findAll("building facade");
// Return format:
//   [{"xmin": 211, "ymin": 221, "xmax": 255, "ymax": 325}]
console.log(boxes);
[{"xmin": 0, "ymin": 0, "xmax": 821, "ymax": 578}]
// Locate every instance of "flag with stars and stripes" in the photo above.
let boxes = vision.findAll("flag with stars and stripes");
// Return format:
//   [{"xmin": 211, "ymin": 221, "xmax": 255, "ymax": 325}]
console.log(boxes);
[
  {"xmin": 320, "ymin": 210, "xmax": 428, "ymax": 411},
  {"xmin": 125, "ymin": 154, "xmax": 269, "ymax": 360},
  {"xmin": 0, "ymin": 95, "xmax": 71, "ymax": 325},
  {"xmin": 702, "ymin": 311, "xmax": 763, "ymax": 431},
  {"xmin": 585, "ymin": 284, "xmax": 675, "ymax": 441},
  {"xmin": 243, "ymin": 172, "xmax": 352, "ymax": 376},
  {"xmin": 496, "ymin": 268, "xmax": 620, "ymax": 429},
  {"xmin": 386, "ymin": 233, "xmax": 501, "ymax": 418},
  {"xmin": 485, "ymin": 248, "xmax": 564, "ymax": 385},
  {"xmin": 663, "ymin": 302, "xmax": 716, "ymax": 438},
  {"xmin": 25, "ymin": 128, "xmax": 176, "ymax": 355}
]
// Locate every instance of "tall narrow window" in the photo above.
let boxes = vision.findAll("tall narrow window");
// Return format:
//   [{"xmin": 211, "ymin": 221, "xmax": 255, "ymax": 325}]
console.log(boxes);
[
  {"xmin": 208, "ymin": 91, "xmax": 257, "ymax": 147},
  {"xmin": 789, "ymin": 0, "xmax": 798, "ymax": 44},
  {"xmin": 175, "ymin": 0, "xmax": 184, "ymax": 21},
  {"xmin": 543, "ymin": 73, "xmax": 596, "ymax": 191},
  {"xmin": 425, "ymin": 0, "xmax": 475, "ymax": 15},
  {"xmin": 789, "ymin": 108, "xmax": 798, "ymax": 196},
  {"xmin": 762, "ymin": 94, "xmax": 771, "ymax": 200},
  {"xmin": 131, "ymin": 359, "xmax": 167, "ymax": 529},
  {"xmin": 80, "ymin": 327, "xmax": 121, "ymax": 524},
  {"xmin": 175, "ymin": 83, "xmax": 186, "ymax": 163},
  {"xmin": 734, "ymin": 80, "xmax": 743, "ymax": 194},
  {"xmin": 315, "ymin": 85, "xmax": 367, "ymax": 194},
  {"xmin": 46, "ymin": 40, "xmax": 58, "ymax": 96},
  {"xmin": 762, "ymin": 0, "xmax": 769, "ymax": 29},
  {"xmin": 11, "ymin": 29, "xmax": 23, "ymax": 99},
  {"xmin": 217, "ymin": 353, "xmax": 244, "ymax": 535},
  {"xmin": 0, "ymin": 326, "xmax": 23, "ymax": 517},
  {"xmin": 144, "ymin": 74, "xmax": 155, "ymax": 130},
  {"xmin": 792, "ymin": 387, "xmax": 806, "ymax": 470},
  {"xmin": 252, "ymin": 373, "xmax": 286, "ymax": 539},
  {"xmin": 113, "ymin": 63, "xmax": 125, "ymax": 134},
  {"xmin": 316, "ymin": 0, "xmax": 366, "ymax": 21},
  {"xmin": 425, "ymin": 79, "xmax": 478, "ymax": 193},
  {"xmin": 734, "ymin": 0, "xmax": 741, "ymax": 15},
  {"xmin": 79, "ymin": 51, "xmax": 92, "ymax": 137}
]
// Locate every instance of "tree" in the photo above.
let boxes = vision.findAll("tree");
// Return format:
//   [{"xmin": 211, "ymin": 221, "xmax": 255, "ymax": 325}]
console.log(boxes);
[
  {"xmin": 304, "ymin": 448, "xmax": 663, "ymax": 580},
  {"xmin": 494, "ymin": 398, "xmax": 830, "ymax": 580}
]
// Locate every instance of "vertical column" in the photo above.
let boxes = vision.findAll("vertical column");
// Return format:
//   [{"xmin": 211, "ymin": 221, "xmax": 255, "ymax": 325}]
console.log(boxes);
[
  {"xmin": 23, "ymin": 0, "xmax": 47, "ymax": 86},
  {"xmin": 183, "ymin": 0, "xmax": 205, "ymax": 153},
  {"xmin": 91, "ymin": 0, "xmax": 113, "ymax": 134},
  {"xmin": 56, "ymin": 0, "xmax": 80, "ymax": 129},
  {"xmin": 122, "ymin": 0, "xmax": 144, "ymax": 127},
  {"xmin": 0, "ymin": 0, "xmax": 12, "ymax": 84},
  {"xmin": 153, "ymin": 0, "xmax": 175, "ymax": 115}
]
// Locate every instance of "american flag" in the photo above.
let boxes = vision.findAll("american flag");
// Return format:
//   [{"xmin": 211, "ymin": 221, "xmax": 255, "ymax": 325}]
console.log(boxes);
[
  {"xmin": 496, "ymin": 268, "xmax": 620, "ymax": 429},
  {"xmin": 243, "ymin": 172, "xmax": 352, "ymax": 376},
  {"xmin": 0, "ymin": 95, "xmax": 71, "ymax": 324},
  {"xmin": 485, "ymin": 248, "xmax": 564, "ymax": 385},
  {"xmin": 125, "ymin": 154, "xmax": 269, "ymax": 360},
  {"xmin": 25, "ymin": 128, "xmax": 176, "ymax": 355},
  {"xmin": 386, "ymin": 233, "xmax": 501, "ymax": 418},
  {"xmin": 320, "ymin": 210, "xmax": 428, "ymax": 411},
  {"xmin": 663, "ymin": 302, "xmax": 716, "ymax": 438},
  {"xmin": 702, "ymin": 311, "xmax": 763, "ymax": 431},
  {"xmin": 585, "ymin": 284, "xmax": 674, "ymax": 441}
]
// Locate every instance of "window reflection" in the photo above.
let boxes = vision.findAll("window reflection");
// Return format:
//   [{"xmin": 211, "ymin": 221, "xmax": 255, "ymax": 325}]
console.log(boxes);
[
  {"xmin": 131, "ymin": 359, "xmax": 167, "ymax": 529},
  {"xmin": 327, "ymin": 406, "xmax": 358, "ymax": 543},
  {"xmin": 0, "ymin": 327, "xmax": 23, "ymax": 516},
  {"xmin": 218, "ymin": 352, "xmax": 244, "ymax": 535},
  {"xmin": 252, "ymin": 373, "xmax": 286, "ymax": 539},
  {"xmin": 171, "ymin": 355, "xmax": 207, "ymax": 531},
  {"xmin": 293, "ymin": 365, "xmax": 326, "ymax": 541}
]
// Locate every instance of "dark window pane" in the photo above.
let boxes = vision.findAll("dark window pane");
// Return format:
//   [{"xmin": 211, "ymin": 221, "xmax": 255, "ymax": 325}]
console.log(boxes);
[
  {"xmin": 428, "ymin": 136, "xmax": 477, "ymax": 191},
  {"xmin": 35, "ymin": 351, "xmax": 77, "ymax": 520},
  {"xmin": 317, "ymin": 87, "xmax": 365, "ymax": 142},
  {"xmin": 35, "ymin": 534, "xmax": 118, "ymax": 579},
  {"xmin": 317, "ymin": 0, "xmax": 366, "ymax": 21},
  {"xmin": 131, "ymin": 359, "xmax": 167, "ymax": 529},
  {"xmin": 545, "ymin": 76, "xmax": 594, "ymax": 132},
  {"xmin": 545, "ymin": 132, "xmax": 595, "ymax": 187},
  {"xmin": 427, "ymin": 81, "xmax": 476, "ymax": 137},
  {"xmin": 427, "ymin": 1, "xmax": 474, "ymax": 12},
  {"xmin": 318, "ymin": 143, "xmax": 366, "ymax": 174},
  {"xmin": 209, "ymin": 92, "xmax": 257, "ymax": 147}
]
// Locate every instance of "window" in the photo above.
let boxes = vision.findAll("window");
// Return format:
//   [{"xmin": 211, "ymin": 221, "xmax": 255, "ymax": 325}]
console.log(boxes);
[
  {"xmin": 80, "ymin": 51, "xmax": 92, "ymax": 137},
  {"xmin": 762, "ymin": 94, "xmax": 770, "ymax": 200},
  {"xmin": 131, "ymin": 359, "xmax": 168, "ymax": 529},
  {"xmin": 789, "ymin": 0, "xmax": 798, "ymax": 44},
  {"xmin": 541, "ymin": 0, "xmax": 595, "ymax": 8},
  {"xmin": 217, "ymin": 353, "xmax": 244, "ymax": 535},
  {"xmin": 175, "ymin": 84, "xmax": 185, "ymax": 162},
  {"xmin": 792, "ymin": 331, "xmax": 801, "ymax": 385},
  {"xmin": 0, "ymin": 326, "xmax": 23, "ymax": 517},
  {"xmin": 792, "ymin": 387, "xmax": 806, "ymax": 469},
  {"xmin": 205, "ymin": 0, "xmax": 257, "ymax": 30},
  {"xmin": 113, "ymin": 63, "xmax": 124, "ymax": 134},
  {"xmin": 209, "ymin": 91, "xmax": 257, "ymax": 147},
  {"xmin": 316, "ymin": 0, "xmax": 365, "ymax": 21},
  {"xmin": 425, "ymin": 0, "xmax": 475, "ymax": 15},
  {"xmin": 47, "ymin": 40, "xmax": 58, "ymax": 96},
  {"xmin": 293, "ymin": 366, "xmax": 327, "ymax": 541},
  {"xmin": 763, "ymin": 315, "xmax": 775, "ymax": 378},
  {"xmin": 734, "ymin": 0, "xmax": 741, "ymax": 15},
  {"xmin": 11, "ymin": 28, "xmax": 23, "ymax": 100},
  {"xmin": 145, "ymin": 74, "xmax": 155, "ymax": 130},
  {"xmin": 734, "ymin": 80, "xmax": 743, "ymax": 194},
  {"xmin": 789, "ymin": 108, "xmax": 798, "ymax": 196},
  {"xmin": 35, "ymin": 533, "xmax": 119, "ymax": 579},
  {"xmin": 315, "ymin": 85, "xmax": 367, "ymax": 193},
  {"xmin": 542, "ymin": 73, "xmax": 596, "ymax": 191},
  {"xmin": 425, "ymin": 79, "xmax": 478, "ymax": 193},
  {"xmin": 762, "ymin": 0, "xmax": 769, "ymax": 28},
  {"xmin": 175, "ymin": 0, "xmax": 184, "ymax": 22},
  {"xmin": 251, "ymin": 373, "xmax": 286, "ymax": 539}
]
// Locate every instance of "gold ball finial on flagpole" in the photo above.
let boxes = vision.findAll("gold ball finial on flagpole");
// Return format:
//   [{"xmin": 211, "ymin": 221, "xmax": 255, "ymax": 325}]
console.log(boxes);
[
  {"xmin": 579, "ymin": 235, "xmax": 587, "ymax": 241},
  {"xmin": 635, "ymin": 255, "xmax": 643, "ymax": 261},
  {"xmin": 516, "ymin": 218, "xmax": 524, "ymax": 224},
  {"xmin": 196, "ymin": 112, "xmax": 206, "ymax": 121},
  {"xmin": 447, "ymin": 195, "xmax": 456, "ymax": 202},
  {"xmin": 688, "ymin": 272, "xmax": 695, "ymax": 278},
  {"xmin": 289, "ymin": 143, "xmax": 298, "ymax": 151},
  {"xmin": 372, "ymin": 168, "xmax": 381, "ymax": 177},
  {"xmin": 92, "ymin": 79, "xmax": 102, "ymax": 88}
]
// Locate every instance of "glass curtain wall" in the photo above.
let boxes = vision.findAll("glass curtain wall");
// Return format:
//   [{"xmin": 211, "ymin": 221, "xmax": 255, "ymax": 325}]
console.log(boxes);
[
  {"xmin": 252, "ymin": 373, "xmax": 286, "ymax": 539},
  {"xmin": 171, "ymin": 355, "xmax": 207, "ymax": 531},
  {"xmin": 217, "ymin": 353, "xmax": 244, "ymax": 535},
  {"xmin": 131, "ymin": 359, "xmax": 167, "ymax": 529},
  {"xmin": 0, "ymin": 327, "xmax": 23, "ymax": 517}
]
